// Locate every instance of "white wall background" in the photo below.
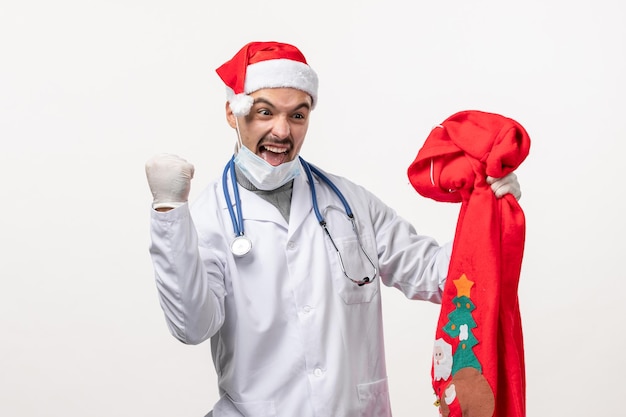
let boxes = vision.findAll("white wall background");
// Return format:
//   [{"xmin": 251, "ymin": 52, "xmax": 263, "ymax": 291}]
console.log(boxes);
[{"xmin": 1, "ymin": 0, "xmax": 624, "ymax": 415}]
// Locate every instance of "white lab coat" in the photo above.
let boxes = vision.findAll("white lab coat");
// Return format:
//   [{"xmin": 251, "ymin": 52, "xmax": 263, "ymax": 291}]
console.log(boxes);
[{"xmin": 149, "ymin": 162, "xmax": 451, "ymax": 417}]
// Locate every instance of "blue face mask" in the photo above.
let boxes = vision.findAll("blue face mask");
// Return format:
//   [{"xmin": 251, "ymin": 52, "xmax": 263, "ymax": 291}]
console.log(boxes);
[{"xmin": 234, "ymin": 144, "xmax": 301, "ymax": 190}]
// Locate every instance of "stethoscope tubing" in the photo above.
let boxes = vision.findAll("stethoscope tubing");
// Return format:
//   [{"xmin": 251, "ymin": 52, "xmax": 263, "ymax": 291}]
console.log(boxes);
[
  {"xmin": 222, "ymin": 155, "xmax": 377, "ymax": 285},
  {"xmin": 222, "ymin": 156, "xmax": 355, "ymax": 236},
  {"xmin": 222, "ymin": 157, "xmax": 245, "ymax": 237},
  {"xmin": 299, "ymin": 156, "xmax": 353, "ymax": 222}
]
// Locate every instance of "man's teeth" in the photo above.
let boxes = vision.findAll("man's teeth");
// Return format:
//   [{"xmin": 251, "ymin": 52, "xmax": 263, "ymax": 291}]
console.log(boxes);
[{"xmin": 263, "ymin": 145, "xmax": 287, "ymax": 154}]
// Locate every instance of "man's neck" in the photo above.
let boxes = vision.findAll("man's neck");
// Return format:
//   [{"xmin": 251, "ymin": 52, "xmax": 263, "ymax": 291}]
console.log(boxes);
[{"xmin": 234, "ymin": 165, "xmax": 293, "ymax": 222}]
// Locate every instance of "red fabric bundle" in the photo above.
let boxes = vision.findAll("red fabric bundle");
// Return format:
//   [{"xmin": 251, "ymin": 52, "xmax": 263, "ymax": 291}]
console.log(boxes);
[{"xmin": 407, "ymin": 110, "xmax": 530, "ymax": 417}]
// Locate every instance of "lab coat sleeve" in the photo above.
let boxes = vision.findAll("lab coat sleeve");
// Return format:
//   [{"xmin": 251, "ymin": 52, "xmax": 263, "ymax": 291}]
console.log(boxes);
[
  {"xmin": 369, "ymin": 193, "xmax": 452, "ymax": 303},
  {"xmin": 148, "ymin": 204, "xmax": 226, "ymax": 345}
]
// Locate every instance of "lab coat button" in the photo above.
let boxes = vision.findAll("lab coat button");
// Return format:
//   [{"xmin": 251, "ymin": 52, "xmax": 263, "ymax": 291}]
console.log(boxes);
[
  {"xmin": 302, "ymin": 305, "xmax": 312, "ymax": 314},
  {"xmin": 314, "ymin": 368, "xmax": 324, "ymax": 377},
  {"xmin": 287, "ymin": 241, "xmax": 297, "ymax": 249}
]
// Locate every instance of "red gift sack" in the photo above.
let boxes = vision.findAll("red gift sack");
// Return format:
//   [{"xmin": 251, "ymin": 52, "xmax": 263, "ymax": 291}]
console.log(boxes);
[{"xmin": 408, "ymin": 110, "xmax": 530, "ymax": 417}]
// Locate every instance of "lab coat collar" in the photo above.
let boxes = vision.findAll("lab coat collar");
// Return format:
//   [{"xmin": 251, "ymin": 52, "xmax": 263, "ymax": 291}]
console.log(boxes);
[
  {"xmin": 219, "ymin": 167, "xmax": 322, "ymax": 231},
  {"xmin": 220, "ymin": 170, "xmax": 287, "ymax": 226}
]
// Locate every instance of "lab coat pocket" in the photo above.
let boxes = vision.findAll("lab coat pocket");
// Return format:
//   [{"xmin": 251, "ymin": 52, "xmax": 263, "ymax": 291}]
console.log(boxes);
[
  {"xmin": 213, "ymin": 395, "xmax": 276, "ymax": 417},
  {"xmin": 357, "ymin": 377, "xmax": 391, "ymax": 417},
  {"xmin": 328, "ymin": 234, "xmax": 379, "ymax": 304},
  {"xmin": 322, "ymin": 205, "xmax": 378, "ymax": 304}
]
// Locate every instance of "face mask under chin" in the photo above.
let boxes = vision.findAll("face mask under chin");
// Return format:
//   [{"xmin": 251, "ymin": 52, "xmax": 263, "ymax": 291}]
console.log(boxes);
[{"xmin": 234, "ymin": 145, "xmax": 301, "ymax": 191}]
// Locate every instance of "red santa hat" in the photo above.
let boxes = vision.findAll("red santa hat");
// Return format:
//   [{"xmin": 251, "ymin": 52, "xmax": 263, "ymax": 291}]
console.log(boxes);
[{"xmin": 216, "ymin": 41, "xmax": 319, "ymax": 116}]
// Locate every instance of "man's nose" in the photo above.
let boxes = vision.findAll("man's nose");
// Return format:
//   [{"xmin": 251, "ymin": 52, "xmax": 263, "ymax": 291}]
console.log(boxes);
[{"xmin": 271, "ymin": 116, "xmax": 291, "ymax": 139}]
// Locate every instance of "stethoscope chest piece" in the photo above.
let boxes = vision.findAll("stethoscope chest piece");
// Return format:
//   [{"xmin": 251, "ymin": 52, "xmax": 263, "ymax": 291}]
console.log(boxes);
[{"xmin": 231, "ymin": 235, "xmax": 252, "ymax": 257}]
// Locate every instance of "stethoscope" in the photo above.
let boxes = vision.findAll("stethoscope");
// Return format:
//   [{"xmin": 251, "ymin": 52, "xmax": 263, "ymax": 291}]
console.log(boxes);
[{"xmin": 222, "ymin": 156, "xmax": 377, "ymax": 286}]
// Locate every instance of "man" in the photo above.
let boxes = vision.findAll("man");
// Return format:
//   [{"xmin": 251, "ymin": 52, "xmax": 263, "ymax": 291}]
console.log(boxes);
[{"xmin": 145, "ymin": 41, "xmax": 520, "ymax": 417}]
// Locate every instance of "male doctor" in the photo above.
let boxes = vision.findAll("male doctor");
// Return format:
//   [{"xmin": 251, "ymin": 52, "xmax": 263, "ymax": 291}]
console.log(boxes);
[{"xmin": 145, "ymin": 41, "xmax": 520, "ymax": 417}]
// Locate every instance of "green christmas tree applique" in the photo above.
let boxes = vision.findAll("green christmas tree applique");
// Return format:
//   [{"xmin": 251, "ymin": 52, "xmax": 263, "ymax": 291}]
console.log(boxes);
[{"xmin": 442, "ymin": 273, "xmax": 482, "ymax": 375}]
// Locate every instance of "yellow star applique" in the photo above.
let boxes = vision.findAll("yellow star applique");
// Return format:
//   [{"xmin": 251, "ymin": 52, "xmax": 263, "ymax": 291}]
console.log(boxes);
[{"xmin": 453, "ymin": 273, "xmax": 474, "ymax": 298}]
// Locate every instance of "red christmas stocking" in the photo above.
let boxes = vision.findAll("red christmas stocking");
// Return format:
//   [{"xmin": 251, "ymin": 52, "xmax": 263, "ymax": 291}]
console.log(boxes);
[{"xmin": 407, "ymin": 110, "xmax": 530, "ymax": 417}]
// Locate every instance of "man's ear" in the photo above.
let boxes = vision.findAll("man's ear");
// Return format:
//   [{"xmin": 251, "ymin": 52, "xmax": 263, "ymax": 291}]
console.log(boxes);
[{"xmin": 225, "ymin": 102, "xmax": 237, "ymax": 129}]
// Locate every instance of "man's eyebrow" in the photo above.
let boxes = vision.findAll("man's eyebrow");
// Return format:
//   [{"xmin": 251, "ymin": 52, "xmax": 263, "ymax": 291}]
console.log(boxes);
[
  {"xmin": 252, "ymin": 98, "xmax": 275, "ymax": 107},
  {"xmin": 292, "ymin": 102, "xmax": 312, "ymax": 111},
  {"xmin": 253, "ymin": 97, "xmax": 311, "ymax": 111}
]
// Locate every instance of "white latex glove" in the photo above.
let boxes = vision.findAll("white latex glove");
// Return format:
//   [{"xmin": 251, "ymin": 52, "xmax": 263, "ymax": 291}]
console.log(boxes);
[
  {"xmin": 145, "ymin": 154, "xmax": 195, "ymax": 209},
  {"xmin": 486, "ymin": 172, "xmax": 521, "ymax": 200}
]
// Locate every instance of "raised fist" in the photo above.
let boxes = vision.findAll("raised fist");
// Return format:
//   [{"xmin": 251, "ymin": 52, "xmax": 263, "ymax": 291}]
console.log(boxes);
[{"xmin": 145, "ymin": 154, "xmax": 195, "ymax": 209}]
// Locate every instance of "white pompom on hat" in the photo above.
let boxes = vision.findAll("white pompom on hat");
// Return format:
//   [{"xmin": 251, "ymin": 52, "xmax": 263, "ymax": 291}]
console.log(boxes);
[{"xmin": 216, "ymin": 41, "xmax": 319, "ymax": 116}]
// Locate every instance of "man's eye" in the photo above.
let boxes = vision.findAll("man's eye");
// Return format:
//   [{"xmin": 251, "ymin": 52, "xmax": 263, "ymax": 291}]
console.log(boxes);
[
  {"xmin": 257, "ymin": 109, "xmax": 271, "ymax": 116},
  {"xmin": 293, "ymin": 113, "xmax": 305, "ymax": 119}
]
